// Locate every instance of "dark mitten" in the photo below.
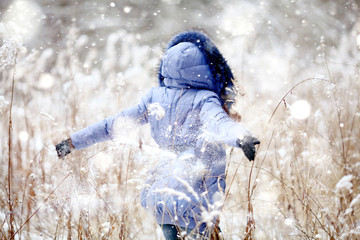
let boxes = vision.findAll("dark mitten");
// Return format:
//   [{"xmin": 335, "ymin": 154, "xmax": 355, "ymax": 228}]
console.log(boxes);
[
  {"xmin": 236, "ymin": 136, "xmax": 260, "ymax": 161},
  {"xmin": 55, "ymin": 138, "xmax": 73, "ymax": 159}
]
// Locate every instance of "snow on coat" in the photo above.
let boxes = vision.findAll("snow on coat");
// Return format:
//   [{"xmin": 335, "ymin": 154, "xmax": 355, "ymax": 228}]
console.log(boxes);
[{"xmin": 70, "ymin": 31, "xmax": 252, "ymax": 233}]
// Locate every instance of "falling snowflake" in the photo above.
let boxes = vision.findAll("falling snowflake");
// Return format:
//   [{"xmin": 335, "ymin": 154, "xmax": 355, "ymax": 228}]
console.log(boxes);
[{"xmin": 148, "ymin": 102, "xmax": 165, "ymax": 120}]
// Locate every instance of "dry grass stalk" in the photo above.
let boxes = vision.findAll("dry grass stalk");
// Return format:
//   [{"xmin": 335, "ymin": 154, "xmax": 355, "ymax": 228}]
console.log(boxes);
[{"xmin": 7, "ymin": 52, "xmax": 17, "ymax": 239}]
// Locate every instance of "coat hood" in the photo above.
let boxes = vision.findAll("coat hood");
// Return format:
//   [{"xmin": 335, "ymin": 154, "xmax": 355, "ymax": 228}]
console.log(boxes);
[
  {"xmin": 161, "ymin": 42, "xmax": 216, "ymax": 91},
  {"xmin": 159, "ymin": 31, "xmax": 237, "ymax": 109}
]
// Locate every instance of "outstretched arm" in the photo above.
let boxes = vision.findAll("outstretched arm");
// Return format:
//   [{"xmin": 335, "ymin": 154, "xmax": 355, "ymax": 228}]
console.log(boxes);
[
  {"xmin": 199, "ymin": 93, "xmax": 260, "ymax": 161},
  {"xmin": 55, "ymin": 88, "xmax": 152, "ymax": 158}
]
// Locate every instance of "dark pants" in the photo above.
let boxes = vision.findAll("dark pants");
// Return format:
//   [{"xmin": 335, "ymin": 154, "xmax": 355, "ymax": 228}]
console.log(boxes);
[
  {"xmin": 162, "ymin": 224, "xmax": 180, "ymax": 239},
  {"xmin": 161, "ymin": 224, "xmax": 219, "ymax": 240},
  {"xmin": 161, "ymin": 224, "xmax": 194, "ymax": 240}
]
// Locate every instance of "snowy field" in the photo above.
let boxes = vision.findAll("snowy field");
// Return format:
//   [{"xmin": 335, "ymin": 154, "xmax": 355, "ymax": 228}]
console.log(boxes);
[{"xmin": 1, "ymin": 0, "xmax": 359, "ymax": 239}]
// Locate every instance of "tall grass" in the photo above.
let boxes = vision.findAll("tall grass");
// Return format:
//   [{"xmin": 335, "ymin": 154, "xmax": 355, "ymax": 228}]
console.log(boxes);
[{"xmin": 1, "ymin": 4, "xmax": 359, "ymax": 240}]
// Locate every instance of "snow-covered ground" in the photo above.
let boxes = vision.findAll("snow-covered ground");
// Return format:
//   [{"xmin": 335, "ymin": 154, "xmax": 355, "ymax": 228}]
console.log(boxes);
[{"xmin": 1, "ymin": 0, "xmax": 359, "ymax": 239}]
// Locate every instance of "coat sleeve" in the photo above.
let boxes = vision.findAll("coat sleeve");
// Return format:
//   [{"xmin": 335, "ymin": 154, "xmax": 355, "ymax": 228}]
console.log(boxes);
[
  {"xmin": 70, "ymin": 89, "xmax": 152, "ymax": 150},
  {"xmin": 195, "ymin": 92, "xmax": 252, "ymax": 233},
  {"xmin": 199, "ymin": 92, "xmax": 252, "ymax": 148}
]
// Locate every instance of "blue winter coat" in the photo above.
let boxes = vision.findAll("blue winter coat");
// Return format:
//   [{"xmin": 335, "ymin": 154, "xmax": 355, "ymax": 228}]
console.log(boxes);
[{"xmin": 70, "ymin": 40, "xmax": 251, "ymax": 233}]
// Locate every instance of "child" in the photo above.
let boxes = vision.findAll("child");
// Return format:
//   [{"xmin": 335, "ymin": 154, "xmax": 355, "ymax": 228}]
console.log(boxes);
[{"xmin": 56, "ymin": 31, "xmax": 260, "ymax": 239}]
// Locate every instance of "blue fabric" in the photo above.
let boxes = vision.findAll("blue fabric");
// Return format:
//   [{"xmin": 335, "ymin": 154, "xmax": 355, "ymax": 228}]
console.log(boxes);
[
  {"xmin": 159, "ymin": 31, "xmax": 237, "ymax": 110},
  {"xmin": 70, "ymin": 39, "xmax": 251, "ymax": 233}
]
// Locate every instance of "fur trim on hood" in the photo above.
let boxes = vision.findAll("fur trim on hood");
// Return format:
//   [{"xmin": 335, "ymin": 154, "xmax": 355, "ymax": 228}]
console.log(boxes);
[{"xmin": 159, "ymin": 31, "xmax": 237, "ymax": 110}]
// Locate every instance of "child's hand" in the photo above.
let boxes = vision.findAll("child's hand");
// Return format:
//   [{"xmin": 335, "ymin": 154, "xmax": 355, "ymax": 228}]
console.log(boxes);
[
  {"xmin": 55, "ymin": 138, "xmax": 73, "ymax": 159},
  {"xmin": 236, "ymin": 136, "xmax": 260, "ymax": 161}
]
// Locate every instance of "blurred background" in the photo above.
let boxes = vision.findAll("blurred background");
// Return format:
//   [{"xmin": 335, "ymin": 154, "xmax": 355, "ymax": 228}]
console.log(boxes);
[{"xmin": 1, "ymin": 0, "xmax": 359, "ymax": 239}]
